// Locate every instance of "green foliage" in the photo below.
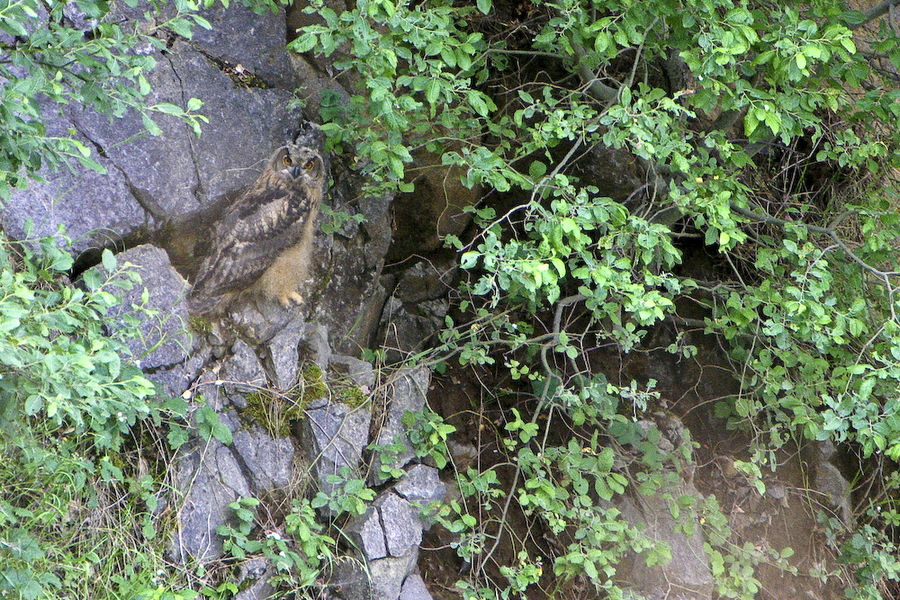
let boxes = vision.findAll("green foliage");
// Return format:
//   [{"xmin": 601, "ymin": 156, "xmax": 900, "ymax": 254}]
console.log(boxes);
[
  {"xmin": 0, "ymin": 232, "xmax": 190, "ymax": 600},
  {"xmin": 319, "ymin": 204, "xmax": 366, "ymax": 235},
  {"xmin": 825, "ymin": 471, "xmax": 900, "ymax": 600},
  {"xmin": 195, "ymin": 401, "xmax": 233, "ymax": 445},
  {"xmin": 218, "ymin": 496, "xmax": 337, "ymax": 594},
  {"xmin": 310, "ymin": 466, "xmax": 376, "ymax": 517},
  {"xmin": 0, "ymin": 236, "xmax": 157, "ymax": 448},
  {"xmin": 300, "ymin": 0, "xmax": 900, "ymax": 597},
  {"xmin": 402, "ymin": 407, "xmax": 456, "ymax": 469}
]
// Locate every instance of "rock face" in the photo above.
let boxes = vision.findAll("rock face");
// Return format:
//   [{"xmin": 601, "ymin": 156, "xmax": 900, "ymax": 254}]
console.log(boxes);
[
  {"xmin": 0, "ymin": 105, "xmax": 146, "ymax": 255},
  {"xmin": 394, "ymin": 465, "xmax": 446, "ymax": 508},
  {"xmin": 190, "ymin": 2, "xmax": 299, "ymax": 89},
  {"xmin": 71, "ymin": 46, "xmax": 302, "ymax": 219},
  {"xmin": 93, "ymin": 244, "xmax": 202, "ymax": 397},
  {"xmin": 102, "ymin": 245, "xmax": 191, "ymax": 369},
  {"xmin": 618, "ymin": 481, "xmax": 714, "ymax": 600},
  {"xmin": 377, "ymin": 492, "xmax": 423, "ymax": 558},
  {"xmin": 232, "ymin": 425, "xmax": 296, "ymax": 491},
  {"xmin": 342, "ymin": 466, "xmax": 443, "ymax": 600},
  {"xmin": 399, "ymin": 574, "xmax": 432, "ymax": 600},
  {"xmin": 4, "ymin": 47, "xmax": 301, "ymax": 255},
  {"xmin": 2, "ymin": 2, "xmax": 438, "ymax": 597},
  {"xmin": 301, "ymin": 397, "xmax": 372, "ymax": 499},
  {"xmin": 309, "ymin": 174, "xmax": 394, "ymax": 354},
  {"xmin": 172, "ymin": 434, "xmax": 251, "ymax": 562},
  {"xmin": 369, "ymin": 368, "xmax": 431, "ymax": 484}
]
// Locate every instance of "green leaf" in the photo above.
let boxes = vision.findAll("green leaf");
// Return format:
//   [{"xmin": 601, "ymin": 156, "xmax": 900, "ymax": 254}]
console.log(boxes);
[
  {"xmin": 213, "ymin": 421, "xmax": 233, "ymax": 445},
  {"xmin": 138, "ymin": 73, "xmax": 151, "ymax": 95},
  {"xmin": 842, "ymin": 10, "xmax": 866, "ymax": 25},
  {"xmin": 169, "ymin": 17, "xmax": 194, "ymax": 39},
  {"xmin": 101, "ymin": 248, "xmax": 117, "ymax": 272},
  {"xmin": 291, "ymin": 33, "xmax": 317, "ymax": 53},
  {"xmin": 467, "ymin": 91, "xmax": 489, "ymax": 117},
  {"xmin": 440, "ymin": 46, "xmax": 457, "ymax": 68},
  {"xmin": 744, "ymin": 108, "xmax": 760, "ymax": 138},
  {"xmin": 528, "ymin": 160, "xmax": 547, "ymax": 178},
  {"xmin": 425, "ymin": 79, "xmax": 440, "ymax": 105},
  {"xmin": 154, "ymin": 102, "xmax": 184, "ymax": 116},
  {"xmin": 476, "ymin": 0, "xmax": 491, "ymax": 14},
  {"xmin": 141, "ymin": 114, "xmax": 162, "ymax": 136}
]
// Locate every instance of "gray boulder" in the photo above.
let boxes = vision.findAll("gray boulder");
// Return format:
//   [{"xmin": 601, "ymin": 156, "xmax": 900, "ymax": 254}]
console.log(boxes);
[
  {"xmin": 299, "ymin": 323, "xmax": 332, "ymax": 372},
  {"xmin": 377, "ymin": 492, "xmax": 423, "ymax": 558},
  {"xmin": 101, "ymin": 245, "xmax": 191, "ymax": 369},
  {"xmin": 332, "ymin": 549, "xmax": 420, "ymax": 600},
  {"xmin": 346, "ymin": 506, "xmax": 388, "ymax": 560},
  {"xmin": 399, "ymin": 573, "xmax": 433, "ymax": 600},
  {"xmin": 370, "ymin": 368, "xmax": 431, "ymax": 484},
  {"xmin": 309, "ymin": 176, "xmax": 394, "ymax": 355},
  {"xmin": 234, "ymin": 557, "xmax": 275, "ymax": 600},
  {"xmin": 71, "ymin": 44, "xmax": 301, "ymax": 219},
  {"xmin": 393, "ymin": 258, "xmax": 457, "ymax": 304},
  {"xmin": 218, "ymin": 339, "xmax": 268, "ymax": 409},
  {"xmin": 815, "ymin": 461, "xmax": 853, "ymax": 525},
  {"xmin": 301, "ymin": 397, "xmax": 371, "ymax": 500},
  {"xmin": 189, "ymin": 2, "xmax": 299, "ymax": 89},
  {"xmin": 368, "ymin": 550, "xmax": 420, "ymax": 600},
  {"xmin": 232, "ymin": 425, "xmax": 296, "ymax": 491},
  {"xmin": 329, "ymin": 354, "xmax": 376, "ymax": 390},
  {"xmin": 394, "ymin": 465, "xmax": 446, "ymax": 509},
  {"xmin": 378, "ymin": 297, "xmax": 448, "ymax": 363},
  {"xmin": 264, "ymin": 315, "xmax": 307, "ymax": 391},
  {"xmin": 91, "ymin": 244, "xmax": 201, "ymax": 397},
  {"xmin": 1, "ymin": 106, "xmax": 147, "ymax": 255},
  {"xmin": 618, "ymin": 481, "xmax": 713, "ymax": 600},
  {"xmin": 172, "ymin": 434, "xmax": 251, "ymax": 562},
  {"xmin": 155, "ymin": 346, "xmax": 213, "ymax": 400}
]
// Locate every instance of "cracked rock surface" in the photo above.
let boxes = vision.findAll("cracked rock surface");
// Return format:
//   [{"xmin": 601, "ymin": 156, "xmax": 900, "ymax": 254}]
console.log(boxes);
[
  {"xmin": 4, "ymin": 35, "xmax": 300, "ymax": 255},
  {"xmin": 369, "ymin": 367, "xmax": 431, "ymax": 484},
  {"xmin": 0, "ymin": 104, "xmax": 146, "ymax": 254},
  {"xmin": 172, "ymin": 433, "xmax": 251, "ymax": 562},
  {"xmin": 301, "ymin": 397, "xmax": 372, "ymax": 501}
]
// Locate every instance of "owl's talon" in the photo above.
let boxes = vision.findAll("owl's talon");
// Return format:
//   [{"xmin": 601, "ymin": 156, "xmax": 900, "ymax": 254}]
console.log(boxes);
[{"xmin": 280, "ymin": 291, "xmax": 304, "ymax": 307}]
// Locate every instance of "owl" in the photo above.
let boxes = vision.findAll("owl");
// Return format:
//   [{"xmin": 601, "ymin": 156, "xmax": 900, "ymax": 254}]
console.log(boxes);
[{"xmin": 189, "ymin": 123, "xmax": 329, "ymax": 314}]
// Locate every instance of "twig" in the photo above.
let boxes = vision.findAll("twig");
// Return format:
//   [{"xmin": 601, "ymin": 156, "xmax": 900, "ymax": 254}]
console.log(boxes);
[{"xmin": 480, "ymin": 294, "xmax": 585, "ymax": 568}]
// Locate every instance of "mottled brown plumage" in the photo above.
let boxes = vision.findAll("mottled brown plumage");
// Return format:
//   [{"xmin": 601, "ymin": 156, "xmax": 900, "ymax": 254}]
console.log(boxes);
[{"xmin": 189, "ymin": 124, "xmax": 328, "ymax": 314}]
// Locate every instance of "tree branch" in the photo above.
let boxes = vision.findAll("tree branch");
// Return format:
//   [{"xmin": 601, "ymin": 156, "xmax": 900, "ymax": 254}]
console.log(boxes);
[{"xmin": 852, "ymin": 0, "xmax": 900, "ymax": 29}]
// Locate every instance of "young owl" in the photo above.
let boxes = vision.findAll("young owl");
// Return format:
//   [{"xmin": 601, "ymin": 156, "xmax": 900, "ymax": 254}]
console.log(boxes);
[{"xmin": 189, "ymin": 124, "xmax": 329, "ymax": 314}]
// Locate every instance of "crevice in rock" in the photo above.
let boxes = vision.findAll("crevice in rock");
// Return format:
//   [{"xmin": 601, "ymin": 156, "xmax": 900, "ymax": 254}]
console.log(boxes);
[
  {"xmin": 374, "ymin": 495, "xmax": 392, "ymax": 557},
  {"xmin": 60, "ymin": 123, "xmax": 168, "ymax": 276},
  {"xmin": 164, "ymin": 52, "xmax": 207, "ymax": 207},
  {"xmin": 193, "ymin": 45, "xmax": 273, "ymax": 89},
  {"xmin": 69, "ymin": 118, "xmax": 165, "ymax": 226}
]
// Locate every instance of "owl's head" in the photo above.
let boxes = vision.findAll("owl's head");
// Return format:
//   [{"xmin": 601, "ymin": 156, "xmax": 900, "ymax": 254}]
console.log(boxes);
[{"xmin": 270, "ymin": 144, "xmax": 327, "ymax": 188}]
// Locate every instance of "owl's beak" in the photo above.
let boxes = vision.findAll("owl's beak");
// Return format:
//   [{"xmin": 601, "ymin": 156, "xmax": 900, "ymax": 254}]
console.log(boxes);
[{"xmin": 290, "ymin": 166, "xmax": 302, "ymax": 178}]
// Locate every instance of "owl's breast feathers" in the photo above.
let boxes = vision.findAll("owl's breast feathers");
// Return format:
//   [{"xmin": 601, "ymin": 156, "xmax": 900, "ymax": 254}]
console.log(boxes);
[{"xmin": 190, "ymin": 178, "xmax": 316, "ymax": 300}]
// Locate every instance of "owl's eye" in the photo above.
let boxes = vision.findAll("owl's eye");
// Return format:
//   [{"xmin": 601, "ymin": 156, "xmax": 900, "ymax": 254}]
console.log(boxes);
[
  {"xmin": 283, "ymin": 155, "xmax": 293, "ymax": 166},
  {"xmin": 303, "ymin": 159, "xmax": 315, "ymax": 170}
]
